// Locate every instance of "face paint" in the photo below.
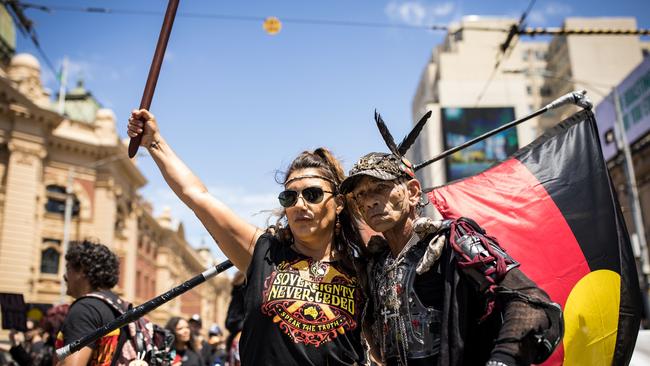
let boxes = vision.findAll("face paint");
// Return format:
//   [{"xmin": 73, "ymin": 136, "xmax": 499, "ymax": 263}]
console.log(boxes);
[{"xmin": 352, "ymin": 177, "xmax": 413, "ymax": 233}]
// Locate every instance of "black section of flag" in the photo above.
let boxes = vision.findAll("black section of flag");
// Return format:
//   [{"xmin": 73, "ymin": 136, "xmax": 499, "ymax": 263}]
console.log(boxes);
[
  {"xmin": 513, "ymin": 110, "xmax": 620, "ymax": 273},
  {"xmin": 505, "ymin": 109, "xmax": 641, "ymax": 365}
]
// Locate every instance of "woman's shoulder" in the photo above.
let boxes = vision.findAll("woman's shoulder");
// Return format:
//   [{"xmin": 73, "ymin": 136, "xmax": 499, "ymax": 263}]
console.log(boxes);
[
  {"xmin": 249, "ymin": 231, "xmax": 294, "ymax": 264},
  {"xmin": 254, "ymin": 231, "xmax": 285, "ymax": 250}
]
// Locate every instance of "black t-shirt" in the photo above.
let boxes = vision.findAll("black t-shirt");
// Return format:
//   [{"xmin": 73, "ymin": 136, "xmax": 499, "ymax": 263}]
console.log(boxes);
[
  {"xmin": 174, "ymin": 348, "xmax": 203, "ymax": 366},
  {"xmin": 239, "ymin": 234, "xmax": 366, "ymax": 366},
  {"xmin": 225, "ymin": 283, "xmax": 245, "ymax": 334},
  {"xmin": 56, "ymin": 290, "xmax": 120, "ymax": 366}
]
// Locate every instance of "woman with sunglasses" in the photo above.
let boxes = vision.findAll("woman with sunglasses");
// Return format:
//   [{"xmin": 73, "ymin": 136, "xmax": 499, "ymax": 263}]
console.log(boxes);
[{"xmin": 127, "ymin": 110, "xmax": 367, "ymax": 366}]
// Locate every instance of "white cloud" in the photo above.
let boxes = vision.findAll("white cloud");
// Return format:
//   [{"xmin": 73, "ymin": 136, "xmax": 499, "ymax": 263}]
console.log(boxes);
[
  {"xmin": 528, "ymin": 3, "xmax": 572, "ymax": 25},
  {"xmin": 385, "ymin": 1, "xmax": 455, "ymax": 27}
]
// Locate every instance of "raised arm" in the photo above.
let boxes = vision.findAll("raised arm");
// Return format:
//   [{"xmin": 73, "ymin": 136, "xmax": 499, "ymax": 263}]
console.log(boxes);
[{"xmin": 127, "ymin": 109, "xmax": 261, "ymax": 271}]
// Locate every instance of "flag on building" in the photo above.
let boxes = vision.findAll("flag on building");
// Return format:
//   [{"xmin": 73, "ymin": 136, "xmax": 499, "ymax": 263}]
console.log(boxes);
[{"xmin": 426, "ymin": 109, "xmax": 642, "ymax": 365}]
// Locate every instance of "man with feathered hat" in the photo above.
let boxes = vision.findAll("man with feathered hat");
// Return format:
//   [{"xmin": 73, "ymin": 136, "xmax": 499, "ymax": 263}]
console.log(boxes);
[{"xmin": 340, "ymin": 112, "xmax": 563, "ymax": 366}]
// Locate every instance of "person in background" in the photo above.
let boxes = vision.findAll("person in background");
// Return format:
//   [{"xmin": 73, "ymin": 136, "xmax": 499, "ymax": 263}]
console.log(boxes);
[
  {"xmin": 188, "ymin": 314, "xmax": 210, "ymax": 365},
  {"xmin": 204, "ymin": 325, "xmax": 226, "ymax": 366},
  {"xmin": 166, "ymin": 317, "xmax": 203, "ymax": 366},
  {"xmin": 55, "ymin": 240, "xmax": 121, "ymax": 366},
  {"xmin": 8, "ymin": 320, "xmax": 49, "ymax": 366}
]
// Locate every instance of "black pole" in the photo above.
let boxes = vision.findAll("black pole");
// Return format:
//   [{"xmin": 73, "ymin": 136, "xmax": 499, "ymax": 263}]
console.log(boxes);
[
  {"xmin": 56, "ymin": 259, "xmax": 233, "ymax": 360},
  {"xmin": 414, "ymin": 90, "xmax": 591, "ymax": 172}
]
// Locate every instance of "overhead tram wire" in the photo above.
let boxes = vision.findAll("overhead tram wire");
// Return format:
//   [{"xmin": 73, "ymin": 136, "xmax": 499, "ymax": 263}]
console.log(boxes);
[
  {"xmin": 7, "ymin": 0, "xmax": 648, "ymax": 82},
  {"xmin": 2, "ymin": 0, "xmax": 58, "ymax": 79},
  {"xmin": 14, "ymin": 1, "xmax": 650, "ymax": 35},
  {"xmin": 519, "ymin": 27, "xmax": 650, "ymax": 36},
  {"xmin": 474, "ymin": 0, "xmax": 537, "ymax": 107},
  {"xmin": 14, "ymin": 1, "xmax": 447, "ymax": 31}
]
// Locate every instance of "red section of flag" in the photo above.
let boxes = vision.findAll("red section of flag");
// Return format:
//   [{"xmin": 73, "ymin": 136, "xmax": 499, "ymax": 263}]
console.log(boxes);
[
  {"xmin": 428, "ymin": 158, "xmax": 593, "ymax": 365},
  {"xmin": 426, "ymin": 110, "xmax": 641, "ymax": 365},
  {"xmin": 428, "ymin": 158, "xmax": 590, "ymax": 308}
]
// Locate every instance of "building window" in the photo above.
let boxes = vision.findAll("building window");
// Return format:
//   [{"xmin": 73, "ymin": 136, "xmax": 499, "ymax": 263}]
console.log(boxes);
[
  {"xmin": 40, "ymin": 238, "xmax": 62, "ymax": 274},
  {"xmin": 526, "ymin": 85, "xmax": 533, "ymax": 95},
  {"xmin": 45, "ymin": 185, "xmax": 80, "ymax": 216}
]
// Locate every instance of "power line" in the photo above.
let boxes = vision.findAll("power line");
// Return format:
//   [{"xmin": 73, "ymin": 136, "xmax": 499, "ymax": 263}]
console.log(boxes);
[
  {"xmin": 7, "ymin": 0, "xmax": 649, "ymax": 93},
  {"xmin": 474, "ymin": 0, "xmax": 537, "ymax": 106},
  {"xmin": 519, "ymin": 27, "xmax": 650, "ymax": 36},
  {"xmin": 2, "ymin": 0, "xmax": 59, "ymax": 78},
  {"xmin": 16, "ymin": 1, "xmax": 447, "ymax": 31},
  {"xmin": 14, "ymin": 1, "xmax": 650, "ymax": 35}
]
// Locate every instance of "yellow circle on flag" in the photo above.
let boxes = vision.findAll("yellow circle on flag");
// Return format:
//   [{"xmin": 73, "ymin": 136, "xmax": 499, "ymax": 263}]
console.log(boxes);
[
  {"xmin": 263, "ymin": 17, "xmax": 282, "ymax": 35},
  {"xmin": 563, "ymin": 269, "xmax": 620, "ymax": 366}
]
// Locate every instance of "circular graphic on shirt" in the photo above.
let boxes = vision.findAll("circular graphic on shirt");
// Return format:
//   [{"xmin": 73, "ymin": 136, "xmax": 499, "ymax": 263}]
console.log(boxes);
[{"xmin": 261, "ymin": 258, "xmax": 361, "ymax": 347}]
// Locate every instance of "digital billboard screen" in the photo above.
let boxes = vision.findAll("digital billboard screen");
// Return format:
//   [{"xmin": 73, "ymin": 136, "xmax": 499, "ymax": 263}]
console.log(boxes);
[{"xmin": 441, "ymin": 107, "xmax": 518, "ymax": 181}]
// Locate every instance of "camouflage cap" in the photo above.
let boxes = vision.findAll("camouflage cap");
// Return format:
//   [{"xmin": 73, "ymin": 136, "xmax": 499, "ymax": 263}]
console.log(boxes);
[{"xmin": 340, "ymin": 152, "xmax": 416, "ymax": 194}]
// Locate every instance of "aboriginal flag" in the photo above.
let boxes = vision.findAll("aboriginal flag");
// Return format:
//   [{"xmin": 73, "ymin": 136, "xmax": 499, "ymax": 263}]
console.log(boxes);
[{"xmin": 426, "ymin": 109, "xmax": 642, "ymax": 365}]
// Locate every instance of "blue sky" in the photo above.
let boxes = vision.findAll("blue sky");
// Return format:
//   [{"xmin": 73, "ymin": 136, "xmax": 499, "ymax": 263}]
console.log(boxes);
[{"xmin": 14, "ymin": 0, "xmax": 650, "ymax": 260}]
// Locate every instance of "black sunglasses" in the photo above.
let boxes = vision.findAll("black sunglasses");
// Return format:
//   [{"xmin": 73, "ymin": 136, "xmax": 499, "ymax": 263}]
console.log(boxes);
[{"xmin": 278, "ymin": 186, "xmax": 334, "ymax": 208}]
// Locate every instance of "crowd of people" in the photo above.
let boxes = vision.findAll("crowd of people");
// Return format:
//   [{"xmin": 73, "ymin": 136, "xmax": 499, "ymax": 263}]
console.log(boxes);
[
  {"xmin": 0, "ymin": 106, "xmax": 564, "ymax": 366},
  {"xmin": 1, "ymin": 239, "xmax": 240, "ymax": 366}
]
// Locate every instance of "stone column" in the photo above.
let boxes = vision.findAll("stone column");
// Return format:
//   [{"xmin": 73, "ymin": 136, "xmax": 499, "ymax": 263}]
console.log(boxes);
[
  {"xmin": 92, "ymin": 175, "xmax": 117, "ymax": 246},
  {"xmin": 0, "ymin": 139, "xmax": 46, "ymax": 296}
]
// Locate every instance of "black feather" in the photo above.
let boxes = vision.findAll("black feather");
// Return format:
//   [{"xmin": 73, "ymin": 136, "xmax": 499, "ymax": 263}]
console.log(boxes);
[
  {"xmin": 375, "ymin": 110, "xmax": 399, "ymax": 156},
  {"xmin": 397, "ymin": 110, "xmax": 432, "ymax": 156}
]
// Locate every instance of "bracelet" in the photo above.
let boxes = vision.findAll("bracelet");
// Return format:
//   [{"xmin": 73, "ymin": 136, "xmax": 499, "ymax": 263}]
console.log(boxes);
[{"xmin": 149, "ymin": 140, "xmax": 161, "ymax": 150}]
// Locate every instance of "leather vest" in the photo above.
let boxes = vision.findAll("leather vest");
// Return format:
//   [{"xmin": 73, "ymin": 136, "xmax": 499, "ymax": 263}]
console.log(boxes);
[{"xmin": 369, "ymin": 234, "xmax": 442, "ymax": 362}]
